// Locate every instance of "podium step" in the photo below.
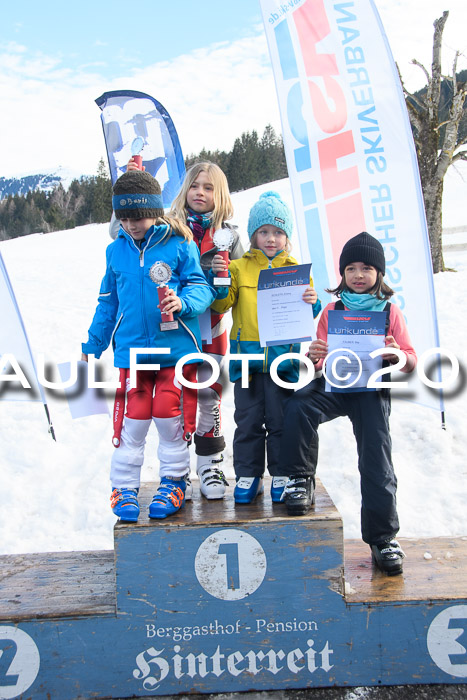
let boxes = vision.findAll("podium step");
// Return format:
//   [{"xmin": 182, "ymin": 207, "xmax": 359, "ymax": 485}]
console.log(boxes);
[
  {"xmin": 125, "ymin": 476, "xmax": 339, "ymax": 528},
  {"xmin": 0, "ymin": 550, "xmax": 115, "ymax": 621},
  {"xmin": 113, "ymin": 476, "xmax": 345, "ymax": 614},
  {"xmin": 1, "ymin": 484, "xmax": 466, "ymax": 621},
  {"xmin": 344, "ymin": 536, "xmax": 467, "ymax": 603},
  {"xmin": 0, "ymin": 478, "xmax": 466, "ymax": 698},
  {"xmin": 0, "ymin": 478, "xmax": 343, "ymax": 624},
  {"xmin": 2, "ymin": 536, "xmax": 465, "ymax": 623}
]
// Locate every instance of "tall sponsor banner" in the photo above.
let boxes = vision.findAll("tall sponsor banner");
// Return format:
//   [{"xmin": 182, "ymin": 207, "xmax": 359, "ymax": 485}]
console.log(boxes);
[
  {"xmin": 260, "ymin": 0, "xmax": 442, "ymax": 411},
  {"xmin": 0, "ymin": 251, "xmax": 55, "ymax": 436},
  {"xmin": 96, "ymin": 90, "xmax": 185, "ymax": 207}
]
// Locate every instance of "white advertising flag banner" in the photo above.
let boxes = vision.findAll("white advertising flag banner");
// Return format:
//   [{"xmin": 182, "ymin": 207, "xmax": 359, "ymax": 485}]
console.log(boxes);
[
  {"xmin": 0, "ymin": 251, "xmax": 46, "ymax": 404},
  {"xmin": 259, "ymin": 0, "xmax": 442, "ymax": 411}
]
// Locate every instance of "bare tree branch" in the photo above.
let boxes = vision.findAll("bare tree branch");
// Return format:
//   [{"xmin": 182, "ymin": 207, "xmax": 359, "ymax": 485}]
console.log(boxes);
[
  {"xmin": 427, "ymin": 11, "xmax": 448, "ymax": 123},
  {"xmin": 435, "ymin": 120, "xmax": 451, "ymax": 131},
  {"xmin": 398, "ymin": 62, "xmax": 427, "ymax": 116},
  {"xmin": 451, "ymin": 51, "xmax": 460, "ymax": 94},
  {"xmin": 452, "ymin": 150, "xmax": 467, "ymax": 163},
  {"xmin": 399, "ymin": 10, "xmax": 467, "ymax": 272},
  {"xmin": 404, "ymin": 90, "xmax": 427, "ymax": 114},
  {"xmin": 402, "ymin": 11, "xmax": 456, "ymax": 272},
  {"xmin": 405, "ymin": 101, "xmax": 424, "ymax": 134},
  {"xmin": 410, "ymin": 58, "xmax": 430, "ymax": 85}
]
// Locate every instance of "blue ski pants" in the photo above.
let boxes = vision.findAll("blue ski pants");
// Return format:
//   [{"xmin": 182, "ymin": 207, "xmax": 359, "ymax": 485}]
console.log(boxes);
[{"xmin": 233, "ymin": 373, "xmax": 292, "ymax": 478}]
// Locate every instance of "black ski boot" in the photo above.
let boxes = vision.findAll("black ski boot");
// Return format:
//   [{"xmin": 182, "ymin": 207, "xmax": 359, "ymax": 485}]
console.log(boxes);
[
  {"xmin": 371, "ymin": 539, "xmax": 405, "ymax": 576},
  {"xmin": 282, "ymin": 477, "xmax": 315, "ymax": 516}
]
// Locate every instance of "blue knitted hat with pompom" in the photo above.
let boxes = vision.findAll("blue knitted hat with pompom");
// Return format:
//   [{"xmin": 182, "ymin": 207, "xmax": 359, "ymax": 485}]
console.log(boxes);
[{"xmin": 247, "ymin": 191, "xmax": 293, "ymax": 239}]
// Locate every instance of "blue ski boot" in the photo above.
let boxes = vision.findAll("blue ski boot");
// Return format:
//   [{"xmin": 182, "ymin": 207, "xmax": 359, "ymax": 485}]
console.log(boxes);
[
  {"xmin": 234, "ymin": 476, "xmax": 264, "ymax": 504},
  {"xmin": 149, "ymin": 477, "xmax": 186, "ymax": 519},
  {"xmin": 110, "ymin": 488, "xmax": 140, "ymax": 522},
  {"xmin": 270, "ymin": 476, "xmax": 288, "ymax": 503}
]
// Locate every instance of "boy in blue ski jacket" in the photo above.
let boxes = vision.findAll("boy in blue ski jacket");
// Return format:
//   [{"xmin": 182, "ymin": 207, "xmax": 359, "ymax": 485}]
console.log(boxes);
[{"xmin": 82, "ymin": 171, "xmax": 215, "ymax": 521}]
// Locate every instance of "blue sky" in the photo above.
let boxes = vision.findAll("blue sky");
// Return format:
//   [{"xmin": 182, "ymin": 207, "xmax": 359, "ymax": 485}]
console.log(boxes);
[
  {"xmin": 1, "ymin": 0, "xmax": 466, "ymax": 178},
  {"xmin": 3, "ymin": 0, "xmax": 263, "ymax": 78}
]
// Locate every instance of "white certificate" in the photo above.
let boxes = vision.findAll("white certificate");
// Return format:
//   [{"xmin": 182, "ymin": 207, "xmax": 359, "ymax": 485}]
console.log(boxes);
[
  {"xmin": 257, "ymin": 264, "xmax": 316, "ymax": 347},
  {"xmin": 325, "ymin": 310, "xmax": 386, "ymax": 392},
  {"xmin": 58, "ymin": 361, "xmax": 110, "ymax": 418}
]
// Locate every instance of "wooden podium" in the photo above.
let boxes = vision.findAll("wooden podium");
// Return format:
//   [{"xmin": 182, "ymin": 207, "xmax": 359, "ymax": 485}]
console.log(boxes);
[{"xmin": 1, "ymin": 479, "xmax": 466, "ymax": 698}]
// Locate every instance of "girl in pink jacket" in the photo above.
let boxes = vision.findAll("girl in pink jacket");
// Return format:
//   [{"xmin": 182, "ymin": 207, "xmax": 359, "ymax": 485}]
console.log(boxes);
[{"xmin": 279, "ymin": 232, "xmax": 417, "ymax": 576}]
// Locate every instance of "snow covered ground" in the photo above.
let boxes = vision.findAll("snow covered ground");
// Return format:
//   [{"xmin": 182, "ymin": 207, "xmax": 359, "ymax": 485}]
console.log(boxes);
[{"xmin": 1, "ymin": 167, "xmax": 467, "ymax": 556}]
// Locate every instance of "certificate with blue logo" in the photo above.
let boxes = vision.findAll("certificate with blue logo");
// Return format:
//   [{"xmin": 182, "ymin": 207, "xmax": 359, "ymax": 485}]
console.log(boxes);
[
  {"xmin": 257, "ymin": 264, "xmax": 316, "ymax": 347},
  {"xmin": 325, "ymin": 310, "xmax": 386, "ymax": 392}
]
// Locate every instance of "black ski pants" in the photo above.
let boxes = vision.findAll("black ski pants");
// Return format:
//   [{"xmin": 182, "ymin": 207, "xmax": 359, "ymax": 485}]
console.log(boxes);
[
  {"xmin": 278, "ymin": 376, "xmax": 399, "ymax": 545},
  {"xmin": 233, "ymin": 373, "xmax": 292, "ymax": 478}
]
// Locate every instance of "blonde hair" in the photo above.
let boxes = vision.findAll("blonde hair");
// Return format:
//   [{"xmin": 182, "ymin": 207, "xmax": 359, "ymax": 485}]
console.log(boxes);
[
  {"xmin": 153, "ymin": 214, "xmax": 193, "ymax": 242},
  {"xmin": 170, "ymin": 162, "xmax": 234, "ymax": 231}
]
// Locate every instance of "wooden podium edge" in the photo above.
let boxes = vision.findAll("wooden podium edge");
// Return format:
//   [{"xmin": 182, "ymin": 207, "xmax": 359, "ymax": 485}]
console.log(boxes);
[{"xmin": 1, "ymin": 478, "xmax": 466, "ymax": 620}]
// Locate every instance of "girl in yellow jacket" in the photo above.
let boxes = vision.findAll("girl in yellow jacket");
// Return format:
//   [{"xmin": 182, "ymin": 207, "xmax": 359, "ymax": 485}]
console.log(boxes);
[{"xmin": 210, "ymin": 191, "xmax": 321, "ymax": 504}]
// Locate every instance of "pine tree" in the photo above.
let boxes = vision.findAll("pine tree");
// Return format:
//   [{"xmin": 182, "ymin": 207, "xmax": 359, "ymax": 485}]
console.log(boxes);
[
  {"xmin": 91, "ymin": 158, "xmax": 113, "ymax": 223},
  {"xmin": 227, "ymin": 130, "xmax": 262, "ymax": 192},
  {"xmin": 0, "ymin": 126, "xmax": 292, "ymax": 239},
  {"xmin": 259, "ymin": 125, "xmax": 288, "ymax": 184},
  {"xmin": 185, "ymin": 148, "xmax": 230, "ymax": 174}
]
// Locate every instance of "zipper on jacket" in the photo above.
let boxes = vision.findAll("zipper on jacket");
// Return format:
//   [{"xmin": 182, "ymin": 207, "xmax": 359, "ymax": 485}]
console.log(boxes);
[
  {"xmin": 125, "ymin": 226, "xmax": 165, "ymax": 268},
  {"xmin": 139, "ymin": 256, "xmax": 151, "ymax": 342},
  {"xmin": 137, "ymin": 231, "xmax": 158, "ymax": 340},
  {"xmin": 138, "ymin": 226, "xmax": 173, "ymax": 342},
  {"xmin": 124, "ymin": 226, "xmax": 167, "ymax": 346},
  {"xmin": 125, "ymin": 234, "xmax": 146, "ymax": 268},
  {"xmin": 125, "ymin": 233, "xmax": 150, "ymax": 339},
  {"xmin": 138, "ymin": 229, "xmax": 156, "ymax": 267}
]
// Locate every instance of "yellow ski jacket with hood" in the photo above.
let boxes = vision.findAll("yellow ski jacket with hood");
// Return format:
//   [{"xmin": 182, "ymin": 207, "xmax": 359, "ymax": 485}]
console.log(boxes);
[{"xmin": 210, "ymin": 247, "xmax": 321, "ymax": 383}]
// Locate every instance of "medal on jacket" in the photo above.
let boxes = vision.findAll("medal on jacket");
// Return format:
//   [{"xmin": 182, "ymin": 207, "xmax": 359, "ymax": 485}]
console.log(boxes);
[
  {"xmin": 149, "ymin": 261, "xmax": 179, "ymax": 331},
  {"xmin": 212, "ymin": 228, "xmax": 233, "ymax": 287}
]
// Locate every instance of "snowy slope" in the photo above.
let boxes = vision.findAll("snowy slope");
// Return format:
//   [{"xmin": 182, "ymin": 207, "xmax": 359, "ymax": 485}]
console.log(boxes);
[
  {"xmin": 1, "ymin": 173, "xmax": 466, "ymax": 555},
  {"xmin": 0, "ymin": 166, "xmax": 84, "ymax": 200}
]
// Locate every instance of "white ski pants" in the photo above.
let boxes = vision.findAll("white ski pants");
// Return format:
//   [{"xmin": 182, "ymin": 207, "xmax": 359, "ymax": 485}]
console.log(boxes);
[{"xmin": 110, "ymin": 415, "xmax": 190, "ymax": 489}]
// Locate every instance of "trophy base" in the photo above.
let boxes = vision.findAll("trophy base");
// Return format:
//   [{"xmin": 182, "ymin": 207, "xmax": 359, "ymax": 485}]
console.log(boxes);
[
  {"xmin": 213, "ymin": 277, "xmax": 231, "ymax": 287},
  {"xmin": 160, "ymin": 320, "xmax": 179, "ymax": 331}
]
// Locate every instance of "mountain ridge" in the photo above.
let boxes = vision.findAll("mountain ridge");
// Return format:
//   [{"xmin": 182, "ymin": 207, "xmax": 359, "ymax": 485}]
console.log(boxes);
[{"xmin": 0, "ymin": 167, "xmax": 86, "ymax": 200}]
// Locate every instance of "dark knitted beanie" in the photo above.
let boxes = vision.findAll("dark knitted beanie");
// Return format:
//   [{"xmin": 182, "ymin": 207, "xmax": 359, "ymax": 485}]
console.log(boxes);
[
  {"xmin": 339, "ymin": 231, "xmax": 385, "ymax": 275},
  {"xmin": 112, "ymin": 171, "xmax": 164, "ymax": 220}
]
